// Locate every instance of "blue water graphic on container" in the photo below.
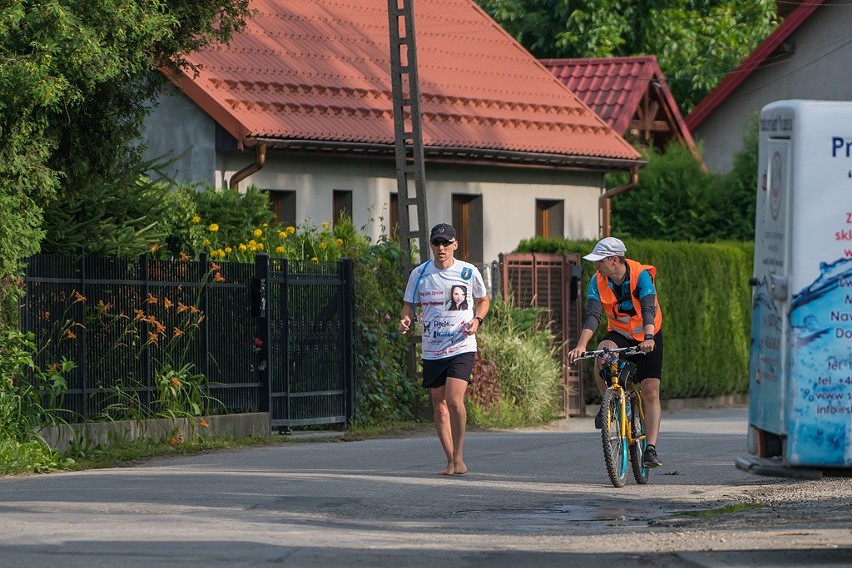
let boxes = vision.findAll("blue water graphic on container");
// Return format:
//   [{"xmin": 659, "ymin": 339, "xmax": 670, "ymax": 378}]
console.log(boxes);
[{"xmin": 788, "ymin": 257, "xmax": 852, "ymax": 466}]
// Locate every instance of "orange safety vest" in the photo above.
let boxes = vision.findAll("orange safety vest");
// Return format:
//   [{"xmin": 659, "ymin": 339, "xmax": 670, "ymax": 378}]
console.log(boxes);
[{"xmin": 595, "ymin": 258, "xmax": 663, "ymax": 341}]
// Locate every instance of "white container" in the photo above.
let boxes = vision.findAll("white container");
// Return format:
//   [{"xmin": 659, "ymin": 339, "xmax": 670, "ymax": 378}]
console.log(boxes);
[{"xmin": 746, "ymin": 100, "xmax": 852, "ymax": 470}]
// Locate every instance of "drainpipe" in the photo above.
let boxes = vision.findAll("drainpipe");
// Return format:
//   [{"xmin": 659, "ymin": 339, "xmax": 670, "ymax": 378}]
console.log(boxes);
[
  {"xmin": 600, "ymin": 166, "xmax": 639, "ymax": 237},
  {"xmin": 229, "ymin": 142, "xmax": 268, "ymax": 191}
]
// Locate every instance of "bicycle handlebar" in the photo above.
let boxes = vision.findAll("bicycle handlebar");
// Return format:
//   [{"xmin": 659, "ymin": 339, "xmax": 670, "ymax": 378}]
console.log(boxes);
[{"xmin": 574, "ymin": 345, "xmax": 645, "ymax": 361}]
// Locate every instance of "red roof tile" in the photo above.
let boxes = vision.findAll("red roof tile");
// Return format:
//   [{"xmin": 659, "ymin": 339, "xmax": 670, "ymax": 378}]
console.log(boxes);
[
  {"xmin": 542, "ymin": 56, "xmax": 695, "ymax": 145},
  {"xmin": 685, "ymin": 0, "xmax": 823, "ymax": 130},
  {"xmin": 170, "ymin": 0, "xmax": 640, "ymax": 167}
]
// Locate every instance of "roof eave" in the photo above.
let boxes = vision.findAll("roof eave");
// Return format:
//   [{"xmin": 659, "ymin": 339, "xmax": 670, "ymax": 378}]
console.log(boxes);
[{"xmin": 246, "ymin": 137, "xmax": 644, "ymax": 172}]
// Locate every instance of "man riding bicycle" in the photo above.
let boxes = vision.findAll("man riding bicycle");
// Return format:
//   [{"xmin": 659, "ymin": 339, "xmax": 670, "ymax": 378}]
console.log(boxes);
[{"xmin": 567, "ymin": 237, "xmax": 664, "ymax": 468}]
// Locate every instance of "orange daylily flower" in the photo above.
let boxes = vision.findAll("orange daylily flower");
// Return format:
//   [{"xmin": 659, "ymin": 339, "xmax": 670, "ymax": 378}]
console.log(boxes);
[
  {"xmin": 179, "ymin": 252, "xmax": 191, "ymax": 261},
  {"xmin": 73, "ymin": 291, "xmax": 87, "ymax": 304},
  {"xmin": 213, "ymin": 273, "xmax": 225, "ymax": 283},
  {"xmin": 173, "ymin": 327, "xmax": 184, "ymax": 337},
  {"xmin": 177, "ymin": 302, "xmax": 189, "ymax": 313},
  {"xmin": 147, "ymin": 331, "xmax": 159, "ymax": 343},
  {"xmin": 199, "ymin": 418, "xmax": 209, "ymax": 428},
  {"xmin": 164, "ymin": 298, "xmax": 173, "ymax": 309},
  {"xmin": 134, "ymin": 309, "xmax": 145, "ymax": 320},
  {"xmin": 65, "ymin": 329, "xmax": 76, "ymax": 339},
  {"xmin": 170, "ymin": 377, "xmax": 181, "ymax": 387},
  {"xmin": 145, "ymin": 293, "xmax": 158, "ymax": 305}
]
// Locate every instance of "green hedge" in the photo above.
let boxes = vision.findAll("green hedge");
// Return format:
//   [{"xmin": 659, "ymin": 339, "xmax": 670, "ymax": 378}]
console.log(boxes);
[{"xmin": 517, "ymin": 238, "xmax": 754, "ymax": 400}]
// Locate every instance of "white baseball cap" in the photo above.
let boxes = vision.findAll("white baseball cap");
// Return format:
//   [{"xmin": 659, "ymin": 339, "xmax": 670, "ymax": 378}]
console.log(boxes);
[{"xmin": 583, "ymin": 237, "xmax": 627, "ymax": 262}]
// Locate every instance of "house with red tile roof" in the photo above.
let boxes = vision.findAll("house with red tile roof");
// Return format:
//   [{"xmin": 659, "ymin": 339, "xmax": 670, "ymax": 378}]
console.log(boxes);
[
  {"xmin": 142, "ymin": 0, "xmax": 642, "ymax": 264},
  {"xmin": 542, "ymin": 56, "xmax": 699, "ymax": 160},
  {"xmin": 685, "ymin": 0, "xmax": 852, "ymax": 173}
]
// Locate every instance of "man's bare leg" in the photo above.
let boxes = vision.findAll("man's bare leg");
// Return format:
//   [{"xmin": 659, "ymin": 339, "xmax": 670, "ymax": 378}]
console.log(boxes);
[
  {"xmin": 430, "ymin": 386, "xmax": 455, "ymax": 474},
  {"xmin": 445, "ymin": 377, "xmax": 468, "ymax": 474},
  {"xmin": 640, "ymin": 377, "xmax": 661, "ymax": 446}
]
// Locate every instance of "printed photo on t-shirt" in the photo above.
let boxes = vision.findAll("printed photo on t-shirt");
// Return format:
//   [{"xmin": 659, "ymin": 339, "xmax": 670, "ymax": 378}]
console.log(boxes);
[{"xmin": 446, "ymin": 284, "xmax": 469, "ymax": 311}]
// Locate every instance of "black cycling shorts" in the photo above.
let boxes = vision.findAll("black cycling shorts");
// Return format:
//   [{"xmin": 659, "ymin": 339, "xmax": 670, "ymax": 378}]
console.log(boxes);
[
  {"xmin": 601, "ymin": 329, "xmax": 663, "ymax": 382},
  {"xmin": 421, "ymin": 351, "xmax": 476, "ymax": 389}
]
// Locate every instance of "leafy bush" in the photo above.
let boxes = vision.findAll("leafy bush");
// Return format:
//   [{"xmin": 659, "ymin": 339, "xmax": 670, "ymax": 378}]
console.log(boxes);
[
  {"xmin": 469, "ymin": 296, "xmax": 562, "ymax": 427},
  {"xmin": 609, "ymin": 138, "xmax": 757, "ymax": 242}
]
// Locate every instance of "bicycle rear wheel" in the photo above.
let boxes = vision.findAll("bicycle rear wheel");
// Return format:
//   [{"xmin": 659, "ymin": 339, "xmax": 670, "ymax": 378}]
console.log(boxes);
[
  {"xmin": 600, "ymin": 388, "xmax": 628, "ymax": 488},
  {"xmin": 629, "ymin": 395, "xmax": 649, "ymax": 484}
]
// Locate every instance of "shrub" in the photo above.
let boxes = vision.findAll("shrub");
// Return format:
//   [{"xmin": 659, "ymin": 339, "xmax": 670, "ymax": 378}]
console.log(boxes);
[{"xmin": 469, "ymin": 296, "xmax": 562, "ymax": 427}]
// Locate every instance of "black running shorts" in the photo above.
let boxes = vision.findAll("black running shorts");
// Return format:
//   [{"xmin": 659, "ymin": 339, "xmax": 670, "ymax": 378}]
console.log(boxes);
[
  {"xmin": 421, "ymin": 351, "xmax": 476, "ymax": 389},
  {"xmin": 602, "ymin": 329, "xmax": 664, "ymax": 382}
]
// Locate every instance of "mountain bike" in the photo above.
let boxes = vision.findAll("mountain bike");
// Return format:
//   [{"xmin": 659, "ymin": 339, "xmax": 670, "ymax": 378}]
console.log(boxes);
[{"xmin": 575, "ymin": 346, "xmax": 649, "ymax": 488}]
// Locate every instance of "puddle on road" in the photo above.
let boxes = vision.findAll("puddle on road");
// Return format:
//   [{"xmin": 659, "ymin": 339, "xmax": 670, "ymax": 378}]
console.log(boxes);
[{"xmin": 456, "ymin": 503, "xmax": 673, "ymax": 528}]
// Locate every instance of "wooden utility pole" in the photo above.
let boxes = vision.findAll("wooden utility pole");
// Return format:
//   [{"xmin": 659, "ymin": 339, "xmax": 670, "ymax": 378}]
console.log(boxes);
[{"xmin": 386, "ymin": 0, "xmax": 429, "ymax": 277}]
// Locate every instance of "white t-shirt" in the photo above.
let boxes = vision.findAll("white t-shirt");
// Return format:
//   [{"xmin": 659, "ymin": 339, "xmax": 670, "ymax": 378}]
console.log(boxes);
[{"xmin": 403, "ymin": 259, "xmax": 487, "ymax": 360}]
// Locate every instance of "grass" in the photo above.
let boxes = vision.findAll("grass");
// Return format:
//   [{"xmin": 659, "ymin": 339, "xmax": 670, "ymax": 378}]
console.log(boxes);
[{"xmin": 675, "ymin": 502, "xmax": 766, "ymax": 517}]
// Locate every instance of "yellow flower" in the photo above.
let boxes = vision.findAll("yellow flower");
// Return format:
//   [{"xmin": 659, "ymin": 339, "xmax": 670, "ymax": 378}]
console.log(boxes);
[
  {"xmin": 278, "ymin": 230, "xmax": 287, "ymax": 239},
  {"xmin": 336, "ymin": 238, "xmax": 343, "ymax": 246},
  {"xmin": 248, "ymin": 243, "xmax": 257, "ymax": 251},
  {"xmin": 202, "ymin": 238, "xmax": 211, "ymax": 246},
  {"xmin": 275, "ymin": 246, "xmax": 285, "ymax": 254},
  {"xmin": 238, "ymin": 243, "xmax": 247, "ymax": 251},
  {"xmin": 322, "ymin": 222, "xmax": 329, "ymax": 229},
  {"xmin": 257, "ymin": 242, "xmax": 265, "ymax": 251},
  {"xmin": 253, "ymin": 229, "xmax": 262, "ymax": 238},
  {"xmin": 224, "ymin": 247, "xmax": 232, "ymax": 254},
  {"xmin": 215, "ymin": 249, "xmax": 225, "ymax": 257},
  {"xmin": 319, "ymin": 242, "xmax": 327, "ymax": 250},
  {"xmin": 262, "ymin": 223, "xmax": 269, "ymax": 228},
  {"xmin": 311, "ymin": 256, "xmax": 319, "ymax": 264},
  {"xmin": 208, "ymin": 223, "xmax": 219, "ymax": 232},
  {"xmin": 286, "ymin": 226, "xmax": 295, "ymax": 234},
  {"xmin": 191, "ymin": 216, "xmax": 201, "ymax": 224},
  {"xmin": 248, "ymin": 239, "xmax": 257, "ymax": 247}
]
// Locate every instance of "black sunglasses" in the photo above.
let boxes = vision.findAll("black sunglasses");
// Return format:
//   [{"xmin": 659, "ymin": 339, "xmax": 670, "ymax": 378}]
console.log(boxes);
[{"xmin": 431, "ymin": 238, "xmax": 454, "ymax": 247}]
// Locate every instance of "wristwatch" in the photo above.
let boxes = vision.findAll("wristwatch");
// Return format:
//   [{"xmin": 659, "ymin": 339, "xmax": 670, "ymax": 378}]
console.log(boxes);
[
  {"xmin": 474, "ymin": 316, "xmax": 484, "ymax": 325},
  {"xmin": 644, "ymin": 333, "xmax": 655, "ymax": 341}
]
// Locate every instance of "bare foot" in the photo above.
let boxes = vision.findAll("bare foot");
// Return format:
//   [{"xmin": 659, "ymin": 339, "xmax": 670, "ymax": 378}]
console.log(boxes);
[
  {"xmin": 438, "ymin": 464, "xmax": 454, "ymax": 475},
  {"xmin": 453, "ymin": 462, "xmax": 467, "ymax": 475}
]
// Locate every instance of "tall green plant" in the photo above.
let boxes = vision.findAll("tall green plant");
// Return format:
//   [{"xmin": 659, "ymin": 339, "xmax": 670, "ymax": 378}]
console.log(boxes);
[{"xmin": 470, "ymin": 296, "xmax": 562, "ymax": 427}]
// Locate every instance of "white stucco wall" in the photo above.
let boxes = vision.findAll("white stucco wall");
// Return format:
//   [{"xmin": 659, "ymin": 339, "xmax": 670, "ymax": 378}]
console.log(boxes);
[
  {"xmin": 693, "ymin": 1, "xmax": 852, "ymax": 174},
  {"xmin": 143, "ymin": 91, "xmax": 606, "ymax": 265},
  {"xmin": 221, "ymin": 154, "xmax": 603, "ymax": 264}
]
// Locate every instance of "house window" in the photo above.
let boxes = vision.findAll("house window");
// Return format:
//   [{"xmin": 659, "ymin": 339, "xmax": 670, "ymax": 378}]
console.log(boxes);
[
  {"xmin": 333, "ymin": 190, "xmax": 353, "ymax": 226},
  {"xmin": 266, "ymin": 190, "xmax": 296, "ymax": 227},
  {"xmin": 536, "ymin": 199, "xmax": 564, "ymax": 238},
  {"xmin": 451, "ymin": 194, "xmax": 483, "ymax": 264}
]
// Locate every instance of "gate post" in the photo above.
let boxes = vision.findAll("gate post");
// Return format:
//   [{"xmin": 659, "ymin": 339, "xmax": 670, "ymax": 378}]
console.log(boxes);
[
  {"xmin": 253, "ymin": 253, "xmax": 271, "ymax": 414},
  {"xmin": 339, "ymin": 258, "xmax": 355, "ymax": 426}
]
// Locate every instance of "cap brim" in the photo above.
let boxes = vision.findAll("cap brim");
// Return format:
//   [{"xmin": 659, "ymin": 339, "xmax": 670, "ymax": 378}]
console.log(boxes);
[{"xmin": 583, "ymin": 252, "xmax": 608, "ymax": 261}]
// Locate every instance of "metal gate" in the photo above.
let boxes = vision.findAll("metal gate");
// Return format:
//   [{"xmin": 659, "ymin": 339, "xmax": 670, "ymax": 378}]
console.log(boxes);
[
  {"xmin": 499, "ymin": 252, "xmax": 586, "ymax": 416},
  {"xmin": 254, "ymin": 256, "xmax": 354, "ymax": 430}
]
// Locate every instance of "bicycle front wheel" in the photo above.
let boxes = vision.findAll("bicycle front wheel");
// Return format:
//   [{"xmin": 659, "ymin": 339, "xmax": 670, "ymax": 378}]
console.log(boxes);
[
  {"xmin": 629, "ymin": 395, "xmax": 649, "ymax": 484},
  {"xmin": 600, "ymin": 388, "xmax": 628, "ymax": 488}
]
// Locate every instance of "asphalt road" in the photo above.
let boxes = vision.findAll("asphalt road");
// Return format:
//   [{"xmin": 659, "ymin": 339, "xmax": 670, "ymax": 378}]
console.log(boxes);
[{"xmin": 0, "ymin": 407, "xmax": 849, "ymax": 567}]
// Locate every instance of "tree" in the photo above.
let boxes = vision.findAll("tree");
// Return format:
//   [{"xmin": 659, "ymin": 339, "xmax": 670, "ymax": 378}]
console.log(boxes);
[
  {"xmin": 476, "ymin": 0, "xmax": 778, "ymax": 113},
  {"xmin": 0, "ymin": 0, "xmax": 252, "ymax": 280}
]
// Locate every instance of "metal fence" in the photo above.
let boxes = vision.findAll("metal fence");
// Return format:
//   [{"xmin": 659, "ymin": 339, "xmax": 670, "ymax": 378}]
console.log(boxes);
[{"xmin": 21, "ymin": 252, "xmax": 354, "ymax": 428}]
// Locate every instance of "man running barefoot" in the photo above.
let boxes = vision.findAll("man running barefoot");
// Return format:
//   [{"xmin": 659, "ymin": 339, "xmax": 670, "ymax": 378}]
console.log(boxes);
[{"xmin": 399, "ymin": 223, "xmax": 490, "ymax": 475}]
